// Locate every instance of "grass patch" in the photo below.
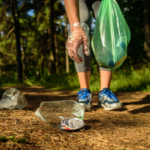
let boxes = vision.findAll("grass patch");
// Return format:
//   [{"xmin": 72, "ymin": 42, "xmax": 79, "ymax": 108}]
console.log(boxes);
[
  {"xmin": 110, "ymin": 67, "xmax": 150, "ymax": 92},
  {"xmin": 0, "ymin": 77, "xmax": 33, "ymax": 87},
  {"xmin": 39, "ymin": 67, "xmax": 150, "ymax": 92},
  {"xmin": 0, "ymin": 67, "xmax": 150, "ymax": 93},
  {"xmin": 39, "ymin": 73, "xmax": 80, "ymax": 91}
]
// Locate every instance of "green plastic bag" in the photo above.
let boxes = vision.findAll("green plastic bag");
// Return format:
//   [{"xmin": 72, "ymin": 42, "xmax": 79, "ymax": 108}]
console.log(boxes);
[{"xmin": 91, "ymin": 0, "xmax": 131, "ymax": 69}]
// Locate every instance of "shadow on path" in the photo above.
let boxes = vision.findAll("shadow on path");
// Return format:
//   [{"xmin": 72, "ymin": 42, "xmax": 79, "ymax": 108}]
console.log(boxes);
[
  {"xmin": 123, "ymin": 95, "xmax": 150, "ymax": 105},
  {"xmin": 129, "ymin": 105, "xmax": 150, "ymax": 114},
  {"xmin": 123, "ymin": 95, "xmax": 150, "ymax": 114}
]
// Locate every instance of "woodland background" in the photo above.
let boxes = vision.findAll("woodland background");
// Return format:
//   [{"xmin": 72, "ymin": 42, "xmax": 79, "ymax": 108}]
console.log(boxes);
[{"xmin": 0, "ymin": 0, "xmax": 150, "ymax": 92}]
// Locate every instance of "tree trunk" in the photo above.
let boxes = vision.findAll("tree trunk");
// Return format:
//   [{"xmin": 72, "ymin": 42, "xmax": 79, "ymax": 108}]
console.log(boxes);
[
  {"xmin": 48, "ymin": 0, "xmax": 56, "ymax": 75},
  {"xmin": 54, "ymin": 26, "xmax": 59, "ymax": 73},
  {"xmin": 0, "ymin": 68, "xmax": 1, "ymax": 78},
  {"xmin": 64, "ymin": 13, "xmax": 69, "ymax": 73},
  {"xmin": 36, "ymin": 63, "xmax": 39, "ymax": 80},
  {"xmin": 11, "ymin": 0, "xmax": 23, "ymax": 82},
  {"xmin": 144, "ymin": 0, "xmax": 150, "ymax": 59},
  {"xmin": 1, "ymin": 67, "xmax": 3, "ymax": 78},
  {"xmin": 41, "ymin": 53, "xmax": 44, "ymax": 76},
  {"xmin": 22, "ymin": 45, "xmax": 27, "ymax": 80}
]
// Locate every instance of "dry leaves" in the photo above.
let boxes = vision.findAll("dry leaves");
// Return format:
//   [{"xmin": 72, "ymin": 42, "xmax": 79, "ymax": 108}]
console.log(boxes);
[{"xmin": 0, "ymin": 87, "xmax": 150, "ymax": 150}]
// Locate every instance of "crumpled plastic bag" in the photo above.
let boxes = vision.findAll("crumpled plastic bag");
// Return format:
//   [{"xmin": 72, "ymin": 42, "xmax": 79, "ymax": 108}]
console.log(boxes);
[
  {"xmin": 35, "ymin": 100, "xmax": 85, "ymax": 128},
  {"xmin": 0, "ymin": 88, "xmax": 27, "ymax": 110}
]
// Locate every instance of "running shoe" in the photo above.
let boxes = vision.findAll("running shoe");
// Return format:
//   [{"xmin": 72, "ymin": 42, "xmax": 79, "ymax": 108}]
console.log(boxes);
[
  {"xmin": 98, "ymin": 88, "xmax": 123, "ymax": 111},
  {"xmin": 76, "ymin": 88, "xmax": 92, "ymax": 111}
]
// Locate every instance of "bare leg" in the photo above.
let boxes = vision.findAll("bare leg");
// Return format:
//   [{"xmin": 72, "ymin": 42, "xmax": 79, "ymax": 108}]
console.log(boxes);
[
  {"xmin": 77, "ymin": 71, "xmax": 92, "ymax": 111},
  {"xmin": 77, "ymin": 71, "xmax": 90, "ymax": 89},
  {"xmin": 100, "ymin": 70, "xmax": 112, "ymax": 91},
  {"xmin": 98, "ymin": 70, "xmax": 123, "ymax": 110}
]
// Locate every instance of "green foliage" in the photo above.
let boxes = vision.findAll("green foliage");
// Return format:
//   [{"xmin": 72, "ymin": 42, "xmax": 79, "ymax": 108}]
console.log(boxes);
[
  {"xmin": 111, "ymin": 67, "xmax": 150, "ymax": 92},
  {"xmin": 0, "ymin": 76, "xmax": 30, "ymax": 87},
  {"xmin": 34, "ymin": 67, "xmax": 150, "ymax": 92},
  {"xmin": 0, "ymin": 135, "xmax": 28, "ymax": 143},
  {"xmin": 39, "ymin": 73, "xmax": 80, "ymax": 91},
  {"xmin": 1, "ymin": 66, "xmax": 150, "ymax": 93},
  {"xmin": 0, "ymin": 0, "xmax": 148, "ymax": 90}
]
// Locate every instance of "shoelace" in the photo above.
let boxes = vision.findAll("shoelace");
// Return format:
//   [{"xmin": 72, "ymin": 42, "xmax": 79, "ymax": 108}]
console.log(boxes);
[
  {"xmin": 102, "ymin": 89, "xmax": 119, "ymax": 101},
  {"xmin": 77, "ymin": 89, "xmax": 91, "ymax": 102}
]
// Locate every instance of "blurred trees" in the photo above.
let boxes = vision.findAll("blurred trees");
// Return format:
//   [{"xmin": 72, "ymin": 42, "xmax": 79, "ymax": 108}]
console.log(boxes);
[
  {"xmin": 0, "ymin": 0, "xmax": 149, "ymax": 82},
  {"xmin": 144, "ymin": 0, "xmax": 150, "ymax": 60},
  {"xmin": 11, "ymin": 0, "xmax": 23, "ymax": 82},
  {"xmin": 118, "ymin": 0, "xmax": 145, "ymax": 68}
]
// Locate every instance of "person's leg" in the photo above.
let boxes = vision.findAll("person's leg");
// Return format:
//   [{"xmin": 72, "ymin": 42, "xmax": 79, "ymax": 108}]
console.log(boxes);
[
  {"xmin": 74, "ymin": 0, "xmax": 92, "ymax": 110},
  {"xmin": 75, "ymin": 0, "xmax": 92, "ymax": 89},
  {"xmin": 91, "ymin": 0, "xmax": 123, "ymax": 110},
  {"xmin": 78, "ymin": 71, "xmax": 90, "ymax": 89},
  {"xmin": 89, "ymin": 0, "xmax": 112, "ymax": 90},
  {"xmin": 90, "ymin": 0, "xmax": 111, "ymax": 89},
  {"xmin": 100, "ymin": 70, "xmax": 112, "ymax": 91}
]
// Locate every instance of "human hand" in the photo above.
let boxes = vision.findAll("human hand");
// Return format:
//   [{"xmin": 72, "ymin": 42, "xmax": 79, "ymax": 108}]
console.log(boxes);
[{"xmin": 66, "ymin": 23, "xmax": 90, "ymax": 64}]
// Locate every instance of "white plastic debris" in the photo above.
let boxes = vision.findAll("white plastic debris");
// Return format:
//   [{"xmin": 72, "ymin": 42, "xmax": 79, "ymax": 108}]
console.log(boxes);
[
  {"xmin": 35, "ymin": 100, "xmax": 85, "ymax": 129},
  {"xmin": 60, "ymin": 117, "xmax": 85, "ymax": 131},
  {"xmin": 0, "ymin": 88, "xmax": 27, "ymax": 110}
]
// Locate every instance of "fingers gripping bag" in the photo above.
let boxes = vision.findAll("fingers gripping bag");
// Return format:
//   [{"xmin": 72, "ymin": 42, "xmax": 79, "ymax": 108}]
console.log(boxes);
[{"xmin": 91, "ymin": 0, "xmax": 131, "ymax": 69}]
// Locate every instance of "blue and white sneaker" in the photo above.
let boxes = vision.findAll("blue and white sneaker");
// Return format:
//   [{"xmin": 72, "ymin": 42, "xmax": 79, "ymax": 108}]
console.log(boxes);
[
  {"xmin": 76, "ymin": 88, "xmax": 92, "ymax": 111},
  {"xmin": 98, "ymin": 88, "xmax": 123, "ymax": 111}
]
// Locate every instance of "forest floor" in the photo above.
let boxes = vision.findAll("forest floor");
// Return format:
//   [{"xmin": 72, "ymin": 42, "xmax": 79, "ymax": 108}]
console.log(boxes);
[{"xmin": 0, "ymin": 86, "xmax": 150, "ymax": 150}]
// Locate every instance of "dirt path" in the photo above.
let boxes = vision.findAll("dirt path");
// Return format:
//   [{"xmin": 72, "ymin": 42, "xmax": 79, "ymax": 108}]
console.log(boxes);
[{"xmin": 0, "ymin": 86, "xmax": 150, "ymax": 150}]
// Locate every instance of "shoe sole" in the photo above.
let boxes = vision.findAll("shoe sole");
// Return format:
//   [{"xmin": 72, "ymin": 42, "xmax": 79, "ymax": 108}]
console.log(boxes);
[
  {"xmin": 78, "ymin": 102, "xmax": 92, "ymax": 111},
  {"xmin": 98, "ymin": 103, "xmax": 124, "ymax": 111}
]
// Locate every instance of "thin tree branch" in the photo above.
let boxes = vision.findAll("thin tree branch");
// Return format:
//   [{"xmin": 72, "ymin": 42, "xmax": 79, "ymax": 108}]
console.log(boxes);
[{"xmin": 6, "ymin": 28, "xmax": 15, "ymax": 39}]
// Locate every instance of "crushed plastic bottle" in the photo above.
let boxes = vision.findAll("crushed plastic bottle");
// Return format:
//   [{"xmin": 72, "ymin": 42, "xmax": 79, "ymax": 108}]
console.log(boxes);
[
  {"xmin": 60, "ymin": 117, "xmax": 85, "ymax": 131},
  {"xmin": 0, "ymin": 88, "xmax": 27, "ymax": 110},
  {"xmin": 35, "ymin": 100, "xmax": 85, "ymax": 128}
]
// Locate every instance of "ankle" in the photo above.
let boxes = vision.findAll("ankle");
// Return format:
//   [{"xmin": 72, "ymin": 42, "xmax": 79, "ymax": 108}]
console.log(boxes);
[{"xmin": 80, "ymin": 88, "xmax": 90, "ymax": 91}]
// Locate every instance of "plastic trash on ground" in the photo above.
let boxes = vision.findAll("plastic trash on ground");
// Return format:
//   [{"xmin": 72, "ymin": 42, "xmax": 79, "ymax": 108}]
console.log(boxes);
[
  {"xmin": 60, "ymin": 117, "xmax": 85, "ymax": 131},
  {"xmin": 35, "ymin": 100, "xmax": 85, "ymax": 130},
  {"xmin": 0, "ymin": 88, "xmax": 27, "ymax": 110}
]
